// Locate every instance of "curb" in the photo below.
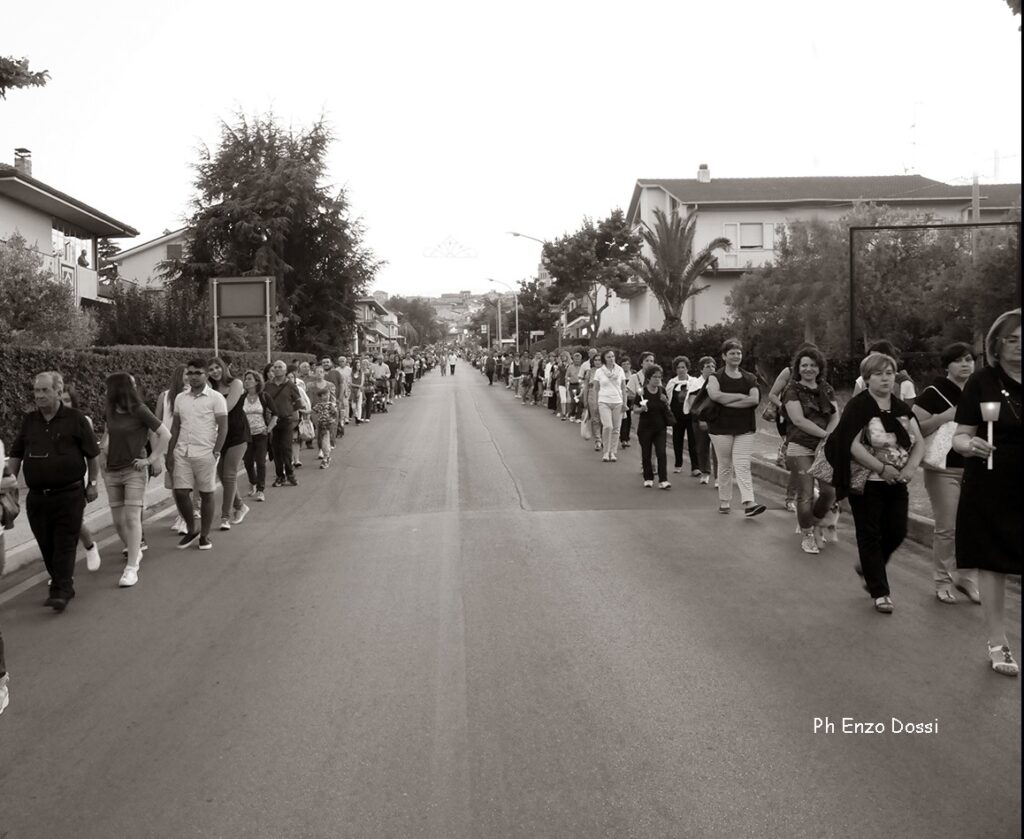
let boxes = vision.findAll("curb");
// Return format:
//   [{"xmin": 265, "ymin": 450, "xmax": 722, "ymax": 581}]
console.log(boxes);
[
  {"xmin": 0, "ymin": 494, "xmax": 179, "ymax": 592},
  {"xmin": 749, "ymin": 455, "xmax": 936, "ymax": 549}
]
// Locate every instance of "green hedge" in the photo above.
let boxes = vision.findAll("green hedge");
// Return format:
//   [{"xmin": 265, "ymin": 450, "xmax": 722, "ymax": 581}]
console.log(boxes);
[{"xmin": 0, "ymin": 345, "xmax": 317, "ymax": 444}]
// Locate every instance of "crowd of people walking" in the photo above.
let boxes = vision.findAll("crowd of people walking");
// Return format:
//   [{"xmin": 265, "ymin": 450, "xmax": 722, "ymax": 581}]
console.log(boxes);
[
  {"xmin": 476, "ymin": 308, "xmax": 1022, "ymax": 679},
  {"xmin": 0, "ymin": 349, "xmax": 443, "ymax": 717}
]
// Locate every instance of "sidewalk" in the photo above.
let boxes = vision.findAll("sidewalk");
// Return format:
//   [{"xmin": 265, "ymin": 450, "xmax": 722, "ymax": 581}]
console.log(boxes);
[{"xmin": 0, "ymin": 472, "xmax": 176, "ymax": 576}]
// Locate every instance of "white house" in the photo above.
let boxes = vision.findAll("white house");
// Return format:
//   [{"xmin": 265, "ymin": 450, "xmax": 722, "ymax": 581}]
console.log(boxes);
[
  {"xmin": 0, "ymin": 149, "xmax": 138, "ymax": 306},
  {"xmin": 107, "ymin": 227, "xmax": 190, "ymax": 289},
  {"xmin": 600, "ymin": 166, "xmax": 1020, "ymax": 335}
]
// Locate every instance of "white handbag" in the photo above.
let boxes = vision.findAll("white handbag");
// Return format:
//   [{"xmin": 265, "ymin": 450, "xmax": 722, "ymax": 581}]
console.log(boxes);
[{"xmin": 922, "ymin": 386, "xmax": 957, "ymax": 470}]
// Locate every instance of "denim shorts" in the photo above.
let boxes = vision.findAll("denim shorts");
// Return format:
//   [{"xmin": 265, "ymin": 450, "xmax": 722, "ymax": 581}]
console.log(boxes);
[{"xmin": 103, "ymin": 466, "xmax": 147, "ymax": 508}]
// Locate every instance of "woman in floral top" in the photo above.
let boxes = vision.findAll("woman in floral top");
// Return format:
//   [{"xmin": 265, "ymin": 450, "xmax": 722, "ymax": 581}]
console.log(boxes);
[
  {"xmin": 824, "ymin": 352, "xmax": 925, "ymax": 614},
  {"xmin": 782, "ymin": 346, "xmax": 839, "ymax": 555}
]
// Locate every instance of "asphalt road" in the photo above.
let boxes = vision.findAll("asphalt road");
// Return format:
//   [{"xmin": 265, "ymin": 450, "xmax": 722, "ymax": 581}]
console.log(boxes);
[{"xmin": 0, "ymin": 368, "xmax": 1020, "ymax": 839}]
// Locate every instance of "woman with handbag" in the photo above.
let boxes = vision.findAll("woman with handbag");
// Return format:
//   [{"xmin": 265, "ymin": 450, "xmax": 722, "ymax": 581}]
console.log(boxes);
[
  {"xmin": 950, "ymin": 309, "xmax": 1021, "ymax": 676},
  {"xmin": 688, "ymin": 357, "xmax": 717, "ymax": 485},
  {"xmin": 635, "ymin": 365, "xmax": 674, "ymax": 488},
  {"xmin": 767, "ymin": 343, "xmax": 818, "ymax": 511},
  {"xmin": 308, "ymin": 365, "xmax": 339, "ymax": 469},
  {"xmin": 823, "ymin": 352, "xmax": 925, "ymax": 614},
  {"xmin": 912, "ymin": 342, "xmax": 978, "ymax": 604},
  {"xmin": 782, "ymin": 346, "xmax": 839, "ymax": 554},
  {"xmin": 706, "ymin": 339, "xmax": 765, "ymax": 517}
]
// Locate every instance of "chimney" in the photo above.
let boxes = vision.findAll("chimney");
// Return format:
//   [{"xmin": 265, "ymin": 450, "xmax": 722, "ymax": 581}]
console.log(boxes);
[
  {"xmin": 697, "ymin": 163, "xmax": 710, "ymax": 183},
  {"xmin": 14, "ymin": 148, "xmax": 32, "ymax": 178}
]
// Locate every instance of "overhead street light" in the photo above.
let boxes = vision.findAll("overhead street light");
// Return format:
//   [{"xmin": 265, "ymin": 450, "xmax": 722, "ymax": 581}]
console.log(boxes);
[
  {"xmin": 488, "ymin": 277, "xmax": 519, "ymax": 353},
  {"xmin": 506, "ymin": 231, "xmax": 547, "ymax": 245}
]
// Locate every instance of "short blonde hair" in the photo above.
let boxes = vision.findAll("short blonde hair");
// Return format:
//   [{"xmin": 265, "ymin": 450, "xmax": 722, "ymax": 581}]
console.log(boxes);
[
  {"xmin": 985, "ymin": 308, "xmax": 1021, "ymax": 368},
  {"xmin": 859, "ymin": 352, "xmax": 897, "ymax": 380}
]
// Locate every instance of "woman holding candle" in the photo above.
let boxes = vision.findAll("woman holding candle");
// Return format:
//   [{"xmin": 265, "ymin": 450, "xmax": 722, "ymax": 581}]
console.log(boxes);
[{"xmin": 951, "ymin": 308, "xmax": 1022, "ymax": 677}]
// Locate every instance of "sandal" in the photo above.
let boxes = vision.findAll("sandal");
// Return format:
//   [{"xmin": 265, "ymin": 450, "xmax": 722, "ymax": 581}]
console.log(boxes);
[
  {"xmin": 988, "ymin": 644, "xmax": 1019, "ymax": 677},
  {"xmin": 874, "ymin": 596, "xmax": 894, "ymax": 614},
  {"xmin": 936, "ymin": 588, "xmax": 957, "ymax": 605}
]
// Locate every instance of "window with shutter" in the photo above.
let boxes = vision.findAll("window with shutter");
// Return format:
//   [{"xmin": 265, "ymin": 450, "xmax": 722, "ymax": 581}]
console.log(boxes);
[
  {"xmin": 739, "ymin": 223, "xmax": 763, "ymax": 249},
  {"xmin": 763, "ymin": 223, "xmax": 776, "ymax": 250},
  {"xmin": 723, "ymin": 223, "xmax": 738, "ymax": 247}
]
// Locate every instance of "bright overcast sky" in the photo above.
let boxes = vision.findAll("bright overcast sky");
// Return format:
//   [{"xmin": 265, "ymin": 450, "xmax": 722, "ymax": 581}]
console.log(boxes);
[{"xmin": 2, "ymin": 0, "xmax": 1020, "ymax": 298}]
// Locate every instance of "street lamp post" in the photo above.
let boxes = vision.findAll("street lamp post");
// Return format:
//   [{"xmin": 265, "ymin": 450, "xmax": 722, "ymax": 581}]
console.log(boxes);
[{"xmin": 488, "ymin": 278, "xmax": 519, "ymax": 354}]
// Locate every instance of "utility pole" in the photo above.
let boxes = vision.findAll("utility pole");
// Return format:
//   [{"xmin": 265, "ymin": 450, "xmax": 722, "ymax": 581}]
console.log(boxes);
[{"xmin": 496, "ymin": 296, "xmax": 502, "ymax": 350}]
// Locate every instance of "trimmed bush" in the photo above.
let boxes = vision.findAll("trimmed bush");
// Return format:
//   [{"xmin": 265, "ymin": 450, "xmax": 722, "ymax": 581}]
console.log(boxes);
[{"xmin": 0, "ymin": 345, "xmax": 317, "ymax": 443}]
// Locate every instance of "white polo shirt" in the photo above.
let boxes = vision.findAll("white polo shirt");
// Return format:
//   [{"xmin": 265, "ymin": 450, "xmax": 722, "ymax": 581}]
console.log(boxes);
[{"xmin": 173, "ymin": 385, "xmax": 227, "ymax": 458}]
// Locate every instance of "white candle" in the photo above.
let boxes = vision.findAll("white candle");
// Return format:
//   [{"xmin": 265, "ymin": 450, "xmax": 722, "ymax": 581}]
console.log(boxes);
[{"xmin": 980, "ymin": 401, "xmax": 1001, "ymax": 470}]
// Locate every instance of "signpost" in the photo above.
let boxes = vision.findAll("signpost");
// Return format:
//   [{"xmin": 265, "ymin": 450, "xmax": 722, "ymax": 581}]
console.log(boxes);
[{"xmin": 210, "ymin": 276, "xmax": 276, "ymax": 363}]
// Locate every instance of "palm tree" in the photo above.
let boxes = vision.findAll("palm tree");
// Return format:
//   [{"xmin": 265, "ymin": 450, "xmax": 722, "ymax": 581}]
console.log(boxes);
[{"xmin": 635, "ymin": 208, "xmax": 731, "ymax": 331}]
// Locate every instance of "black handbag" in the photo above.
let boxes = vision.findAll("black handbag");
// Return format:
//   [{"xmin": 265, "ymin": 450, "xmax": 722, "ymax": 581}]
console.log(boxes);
[{"xmin": 690, "ymin": 385, "xmax": 719, "ymax": 423}]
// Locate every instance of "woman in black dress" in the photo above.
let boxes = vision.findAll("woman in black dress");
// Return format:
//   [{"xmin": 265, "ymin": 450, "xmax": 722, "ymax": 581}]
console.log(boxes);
[{"xmin": 952, "ymin": 309, "xmax": 1022, "ymax": 677}]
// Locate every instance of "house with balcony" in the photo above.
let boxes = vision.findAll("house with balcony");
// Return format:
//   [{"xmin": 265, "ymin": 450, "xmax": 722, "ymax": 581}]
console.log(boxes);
[
  {"xmin": 602, "ymin": 165, "xmax": 1021, "ymax": 335},
  {"xmin": 107, "ymin": 227, "xmax": 190, "ymax": 289},
  {"xmin": 353, "ymin": 296, "xmax": 400, "ymax": 353},
  {"xmin": 0, "ymin": 149, "xmax": 138, "ymax": 306}
]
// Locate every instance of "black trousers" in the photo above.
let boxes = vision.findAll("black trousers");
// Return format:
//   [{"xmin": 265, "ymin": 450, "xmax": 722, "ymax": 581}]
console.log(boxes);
[
  {"xmin": 271, "ymin": 418, "xmax": 295, "ymax": 479},
  {"xmin": 848, "ymin": 481, "xmax": 909, "ymax": 598},
  {"xmin": 486, "ymin": 370, "xmax": 495, "ymax": 385},
  {"xmin": 450, "ymin": 364, "xmax": 455, "ymax": 375},
  {"xmin": 638, "ymin": 426, "xmax": 668, "ymax": 482},
  {"xmin": 672, "ymin": 411, "xmax": 699, "ymax": 469},
  {"xmin": 244, "ymin": 433, "xmax": 268, "ymax": 491},
  {"xmin": 27, "ymin": 487, "xmax": 86, "ymax": 598},
  {"xmin": 620, "ymin": 407, "xmax": 632, "ymax": 443}
]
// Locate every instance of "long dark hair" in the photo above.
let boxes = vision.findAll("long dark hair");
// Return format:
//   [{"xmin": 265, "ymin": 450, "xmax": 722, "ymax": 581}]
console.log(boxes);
[
  {"xmin": 208, "ymin": 355, "xmax": 236, "ymax": 389},
  {"xmin": 166, "ymin": 364, "xmax": 186, "ymax": 399},
  {"xmin": 105, "ymin": 372, "xmax": 142, "ymax": 416}
]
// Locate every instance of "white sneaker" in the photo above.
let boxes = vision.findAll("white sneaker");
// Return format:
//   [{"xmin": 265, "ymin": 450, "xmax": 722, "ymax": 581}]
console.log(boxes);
[
  {"xmin": 643, "ymin": 480, "xmax": 654, "ymax": 487},
  {"xmin": 219, "ymin": 518, "xmax": 231, "ymax": 531},
  {"xmin": 230, "ymin": 504, "xmax": 250, "ymax": 525},
  {"xmin": 119, "ymin": 566, "xmax": 139, "ymax": 587},
  {"xmin": 659, "ymin": 481, "xmax": 671, "ymax": 490},
  {"xmin": 800, "ymin": 532, "xmax": 820, "ymax": 554},
  {"xmin": 0, "ymin": 673, "xmax": 9, "ymax": 716},
  {"xmin": 85, "ymin": 543, "xmax": 101, "ymax": 572}
]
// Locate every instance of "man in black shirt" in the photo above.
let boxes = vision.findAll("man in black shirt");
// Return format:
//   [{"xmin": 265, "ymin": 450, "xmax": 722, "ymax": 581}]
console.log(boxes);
[{"xmin": 7, "ymin": 371, "xmax": 99, "ymax": 611}]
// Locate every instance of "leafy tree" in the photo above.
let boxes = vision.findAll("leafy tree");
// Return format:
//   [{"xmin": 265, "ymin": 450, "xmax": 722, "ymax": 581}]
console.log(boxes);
[
  {"xmin": 542, "ymin": 209, "xmax": 642, "ymax": 345},
  {"xmin": 0, "ymin": 234, "xmax": 96, "ymax": 346},
  {"xmin": 635, "ymin": 208, "xmax": 731, "ymax": 331},
  {"xmin": 167, "ymin": 111, "xmax": 381, "ymax": 358},
  {"xmin": 1007, "ymin": 0, "xmax": 1021, "ymax": 29},
  {"xmin": 514, "ymin": 278, "xmax": 558, "ymax": 344},
  {"xmin": 96, "ymin": 238, "xmax": 122, "ymax": 282},
  {"xmin": 387, "ymin": 296, "xmax": 444, "ymax": 345},
  {"xmin": 0, "ymin": 56, "xmax": 49, "ymax": 99},
  {"xmin": 727, "ymin": 202, "xmax": 1020, "ymax": 359},
  {"xmin": 468, "ymin": 296, "xmax": 512, "ymax": 346},
  {"xmin": 96, "ymin": 282, "xmax": 213, "ymax": 348}
]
